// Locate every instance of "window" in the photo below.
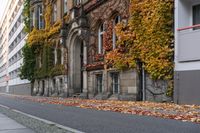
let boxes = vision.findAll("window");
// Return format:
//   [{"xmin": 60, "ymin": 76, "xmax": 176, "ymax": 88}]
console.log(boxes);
[
  {"xmin": 31, "ymin": 9, "xmax": 35, "ymax": 28},
  {"xmin": 57, "ymin": 48, "xmax": 61, "ymax": 64},
  {"xmin": 98, "ymin": 23, "xmax": 105, "ymax": 54},
  {"xmin": 53, "ymin": 79, "xmax": 56, "ymax": 90},
  {"xmin": 193, "ymin": 4, "xmax": 200, "ymax": 30},
  {"xmin": 38, "ymin": 5, "xmax": 44, "ymax": 29},
  {"xmin": 96, "ymin": 74, "xmax": 103, "ymax": 93},
  {"xmin": 75, "ymin": 0, "xmax": 81, "ymax": 5},
  {"xmin": 111, "ymin": 73, "xmax": 119, "ymax": 94},
  {"xmin": 53, "ymin": 2, "xmax": 57, "ymax": 23},
  {"xmin": 113, "ymin": 16, "xmax": 121, "ymax": 49},
  {"xmin": 63, "ymin": 0, "xmax": 68, "ymax": 14}
]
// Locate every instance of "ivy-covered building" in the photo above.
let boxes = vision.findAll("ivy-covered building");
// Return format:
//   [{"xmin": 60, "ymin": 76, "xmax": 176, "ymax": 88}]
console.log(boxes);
[{"xmin": 24, "ymin": 0, "xmax": 172, "ymax": 101}]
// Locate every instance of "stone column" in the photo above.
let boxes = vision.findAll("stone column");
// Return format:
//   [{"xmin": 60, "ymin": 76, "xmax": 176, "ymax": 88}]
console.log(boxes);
[
  {"xmin": 33, "ymin": 80, "xmax": 38, "ymax": 95},
  {"xmin": 37, "ymin": 80, "xmax": 43, "ymax": 96},
  {"xmin": 80, "ymin": 41, "xmax": 88, "ymax": 98},
  {"xmin": 52, "ymin": 78, "xmax": 58, "ymax": 97},
  {"xmin": 59, "ymin": 77, "xmax": 65, "ymax": 97},
  {"xmin": 48, "ymin": 79, "xmax": 53, "ymax": 96},
  {"xmin": 61, "ymin": 47, "xmax": 64, "ymax": 65},
  {"xmin": 44, "ymin": 79, "xmax": 49, "ymax": 97},
  {"xmin": 54, "ymin": 48, "xmax": 57, "ymax": 65}
]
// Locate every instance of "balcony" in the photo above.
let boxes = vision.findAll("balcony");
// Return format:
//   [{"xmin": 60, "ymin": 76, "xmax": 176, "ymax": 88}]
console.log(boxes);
[
  {"xmin": 176, "ymin": 0, "xmax": 200, "ymax": 62},
  {"xmin": 177, "ymin": 25, "xmax": 200, "ymax": 62}
]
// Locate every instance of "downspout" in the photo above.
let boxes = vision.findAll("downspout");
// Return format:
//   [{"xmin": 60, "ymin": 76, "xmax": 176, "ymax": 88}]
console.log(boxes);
[
  {"xmin": 136, "ymin": 59, "xmax": 143, "ymax": 101},
  {"xmin": 142, "ymin": 67, "xmax": 146, "ymax": 101}
]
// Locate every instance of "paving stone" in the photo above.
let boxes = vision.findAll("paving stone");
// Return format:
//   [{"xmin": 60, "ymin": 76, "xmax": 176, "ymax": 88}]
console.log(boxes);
[{"xmin": 0, "ymin": 113, "xmax": 34, "ymax": 133}]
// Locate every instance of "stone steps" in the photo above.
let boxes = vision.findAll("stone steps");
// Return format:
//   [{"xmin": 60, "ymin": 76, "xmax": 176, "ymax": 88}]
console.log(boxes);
[
  {"xmin": 72, "ymin": 93, "xmax": 81, "ymax": 98},
  {"xmin": 108, "ymin": 94, "xmax": 119, "ymax": 100}
]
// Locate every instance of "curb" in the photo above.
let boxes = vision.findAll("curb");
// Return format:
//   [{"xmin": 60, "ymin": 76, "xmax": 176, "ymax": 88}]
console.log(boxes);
[{"xmin": 0, "ymin": 104, "xmax": 85, "ymax": 133}]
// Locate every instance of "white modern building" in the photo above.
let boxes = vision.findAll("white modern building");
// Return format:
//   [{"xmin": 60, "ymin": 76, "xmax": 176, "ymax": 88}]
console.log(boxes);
[
  {"xmin": 0, "ymin": 1, "xmax": 10, "ymax": 93},
  {"xmin": 0, "ymin": 0, "xmax": 31, "ymax": 95},
  {"xmin": 175, "ymin": 0, "xmax": 200, "ymax": 104}
]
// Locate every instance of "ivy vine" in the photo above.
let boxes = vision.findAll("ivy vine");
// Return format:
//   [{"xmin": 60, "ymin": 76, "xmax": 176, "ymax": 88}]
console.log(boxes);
[
  {"xmin": 106, "ymin": 0, "xmax": 174, "ymax": 96},
  {"xmin": 20, "ymin": 1, "xmax": 69, "ymax": 82},
  {"xmin": 23, "ymin": 0, "xmax": 30, "ymax": 33}
]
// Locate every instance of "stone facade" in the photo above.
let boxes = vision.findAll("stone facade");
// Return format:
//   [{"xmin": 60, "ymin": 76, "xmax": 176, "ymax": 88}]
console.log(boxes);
[
  {"xmin": 64, "ymin": 0, "xmax": 139, "ymax": 100},
  {"xmin": 29, "ymin": 0, "xmax": 171, "ymax": 101}
]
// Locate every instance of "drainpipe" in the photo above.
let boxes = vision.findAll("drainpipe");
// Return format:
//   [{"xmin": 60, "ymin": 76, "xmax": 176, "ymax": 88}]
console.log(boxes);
[
  {"xmin": 136, "ymin": 59, "xmax": 143, "ymax": 101},
  {"xmin": 142, "ymin": 67, "xmax": 146, "ymax": 101}
]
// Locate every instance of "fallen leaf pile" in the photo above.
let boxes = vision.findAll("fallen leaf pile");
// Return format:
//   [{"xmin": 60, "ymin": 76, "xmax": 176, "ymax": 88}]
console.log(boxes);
[{"xmin": 1, "ymin": 94, "xmax": 200, "ymax": 124}]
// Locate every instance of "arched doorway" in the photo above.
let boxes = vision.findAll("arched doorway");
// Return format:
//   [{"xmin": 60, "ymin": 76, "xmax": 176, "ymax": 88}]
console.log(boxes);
[{"xmin": 70, "ymin": 37, "xmax": 84, "ymax": 94}]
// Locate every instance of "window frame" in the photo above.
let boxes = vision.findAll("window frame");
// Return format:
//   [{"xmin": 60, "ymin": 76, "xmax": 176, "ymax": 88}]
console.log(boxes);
[
  {"xmin": 193, "ymin": 4, "xmax": 200, "ymax": 30},
  {"xmin": 98, "ymin": 23, "xmax": 105, "ymax": 54},
  {"xmin": 96, "ymin": 74, "xmax": 103, "ymax": 93},
  {"xmin": 38, "ymin": 5, "xmax": 44, "ymax": 29},
  {"xmin": 111, "ymin": 73, "xmax": 120, "ymax": 94},
  {"xmin": 112, "ymin": 15, "xmax": 121, "ymax": 49},
  {"xmin": 63, "ymin": 0, "xmax": 68, "ymax": 14},
  {"xmin": 52, "ymin": 2, "xmax": 57, "ymax": 23}
]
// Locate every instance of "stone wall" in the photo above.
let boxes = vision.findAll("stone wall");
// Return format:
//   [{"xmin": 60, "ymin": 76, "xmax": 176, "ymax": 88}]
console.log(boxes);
[
  {"xmin": 118, "ymin": 70, "xmax": 137, "ymax": 101},
  {"xmin": 145, "ymin": 75, "xmax": 172, "ymax": 102},
  {"xmin": 87, "ymin": 69, "xmax": 137, "ymax": 100},
  {"xmin": 174, "ymin": 70, "xmax": 200, "ymax": 105},
  {"xmin": 8, "ymin": 83, "xmax": 31, "ymax": 95}
]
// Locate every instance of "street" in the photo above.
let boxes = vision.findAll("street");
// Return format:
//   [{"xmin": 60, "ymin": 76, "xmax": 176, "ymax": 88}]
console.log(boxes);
[{"xmin": 0, "ymin": 95, "xmax": 199, "ymax": 133}]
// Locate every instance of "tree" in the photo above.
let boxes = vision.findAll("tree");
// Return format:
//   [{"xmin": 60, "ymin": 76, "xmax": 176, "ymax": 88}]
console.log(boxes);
[{"xmin": 19, "ymin": 44, "xmax": 36, "ymax": 82}]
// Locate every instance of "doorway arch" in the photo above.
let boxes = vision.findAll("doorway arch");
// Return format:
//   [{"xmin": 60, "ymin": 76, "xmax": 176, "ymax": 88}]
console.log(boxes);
[{"xmin": 68, "ymin": 34, "xmax": 84, "ymax": 94}]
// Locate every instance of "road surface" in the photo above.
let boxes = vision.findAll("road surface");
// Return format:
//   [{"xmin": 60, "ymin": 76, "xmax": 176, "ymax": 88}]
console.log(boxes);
[{"xmin": 0, "ymin": 95, "xmax": 199, "ymax": 133}]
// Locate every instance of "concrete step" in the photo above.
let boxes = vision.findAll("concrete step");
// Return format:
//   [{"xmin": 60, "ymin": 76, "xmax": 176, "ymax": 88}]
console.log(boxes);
[
  {"xmin": 72, "ymin": 93, "xmax": 81, "ymax": 98},
  {"xmin": 109, "ymin": 94, "xmax": 119, "ymax": 100}
]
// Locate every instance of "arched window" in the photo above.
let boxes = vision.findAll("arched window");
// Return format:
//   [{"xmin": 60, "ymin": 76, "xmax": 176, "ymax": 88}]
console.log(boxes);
[
  {"xmin": 31, "ymin": 8, "xmax": 35, "ymax": 28},
  {"xmin": 75, "ymin": 0, "xmax": 81, "ymax": 5},
  {"xmin": 63, "ymin": 0, "xmax": 68, "ymax": 14},
  {"xmin": 52, "ymin": 2, "xmax": 57, "ymax": 23},
  {"xmin": 113, "ymin": 16, "xmax": 121, "ymax": 49},
  {"xmin": 98, "ymin": 23, "xmax": 105, "ymax": 54},
  {"xmin": 38, "ymin": 5, "xmax": 44, "ymax": 29}
]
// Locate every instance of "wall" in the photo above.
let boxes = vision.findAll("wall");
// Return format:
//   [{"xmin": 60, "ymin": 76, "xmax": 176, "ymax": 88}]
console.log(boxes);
[
  {"xmin": 8, "ymin": 83, "xmax": 31, "ymax": 95},
  {"xmin": 174, "ymin": 0, "xmax": 200, "ymax": 105},
  {"xmin": 145, "ymin": 75, "xmax": 172, "ymax": 102},
  {"xmin": 174, "ymin": 70, "xmax": 200, "ymax": 105}
]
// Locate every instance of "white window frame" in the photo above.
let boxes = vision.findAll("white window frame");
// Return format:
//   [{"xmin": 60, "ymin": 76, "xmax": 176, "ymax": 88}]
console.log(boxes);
[
  {"xmin": 98, "ymin": 23, "xmax": 105, "ymax": 54},
  {"xmin": 64, "ymin": 0, "xmax": 68, "ymax": 14},
  {"xmin": 38, "ymin": 5, "xmax": 43, "ymax": 29},
  {"xmin": 53, "ymin": 2, "xmax": 57, "ymax": 23},
  {"xmin": 111, "ymin": 73, "xmax": 120, "ymax": 94},
  {"xmin": 75, "ymin": 0, "xmax": 81, "ymax": 5},
  {"xmin": 96, "ymin": 74, "xmax": 103, "ymax": 93},
  {"xmin": 112, "ymin": 16, "xmax": 121, "ymax": 49},
  {"xmin": 32, "ymin": 8, "xmax": 35, "ymax": 28}
]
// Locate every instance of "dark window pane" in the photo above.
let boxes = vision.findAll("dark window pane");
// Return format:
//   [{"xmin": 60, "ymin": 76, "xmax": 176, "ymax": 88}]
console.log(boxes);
[{"xmin": 193, "ymin": 4, "xmax": 200, "ymax": 30}]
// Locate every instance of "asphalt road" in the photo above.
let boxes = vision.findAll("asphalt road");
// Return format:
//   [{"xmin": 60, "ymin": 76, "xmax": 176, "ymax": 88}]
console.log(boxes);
[{"xmin": 0, "ymin": 95, "xmax": 199, "ymax": 133}]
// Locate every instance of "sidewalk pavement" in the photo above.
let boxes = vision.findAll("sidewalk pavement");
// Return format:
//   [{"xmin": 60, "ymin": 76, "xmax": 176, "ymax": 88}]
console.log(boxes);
[{"xmin": 0, "ymin": 113, "xmax": 35, "ymax": 133}]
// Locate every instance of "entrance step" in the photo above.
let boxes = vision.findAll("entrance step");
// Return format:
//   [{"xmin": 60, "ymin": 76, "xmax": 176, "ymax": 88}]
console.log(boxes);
[
  {"xmin": 95, "ymin": 93, "xmax": 111, "ymax": 100},
  {"xmin": 109, "ymin": 94, "xmax": 119, "ymax": 100},
  {"xmin": 95, "ymin": 94, "xmax": 103, "ymax": 100},
  {"xmin": 72, "ymin": 93, "xmax": 81, "ymax": 98}
]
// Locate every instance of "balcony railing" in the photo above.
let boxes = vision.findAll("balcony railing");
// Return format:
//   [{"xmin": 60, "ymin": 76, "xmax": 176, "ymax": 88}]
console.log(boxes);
[
  {"xmin": 177, "ymin": 24, "xmax": 200, "ymax": 62},
  {"xmin": 177, "ymin": 24, "xmax": 200, "ymax": 31}
]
